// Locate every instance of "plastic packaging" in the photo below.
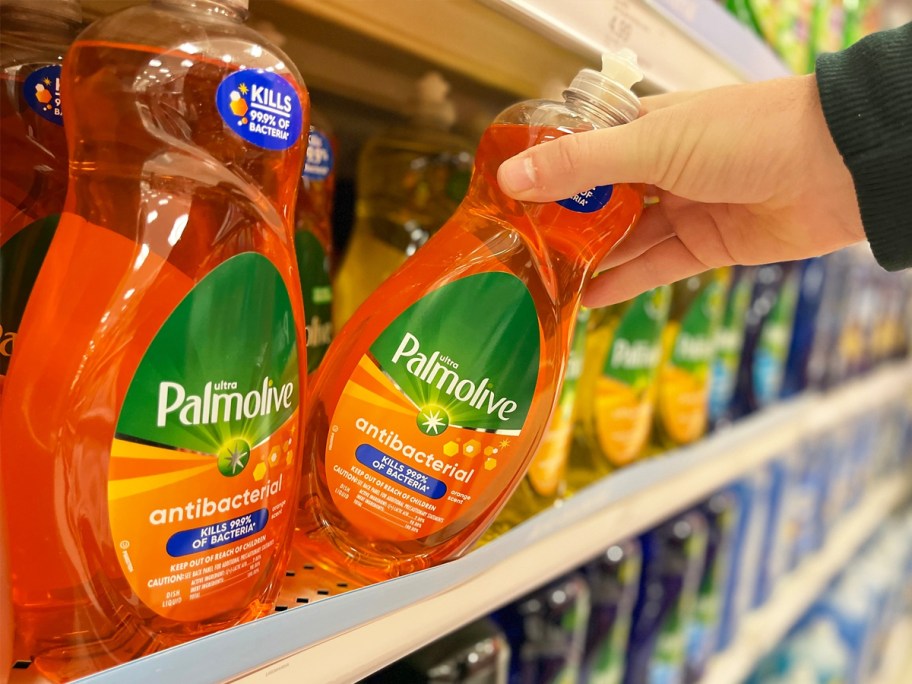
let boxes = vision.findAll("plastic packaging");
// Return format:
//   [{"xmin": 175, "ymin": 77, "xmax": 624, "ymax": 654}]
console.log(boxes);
[
  {"xmin": 332, "ymin": 71, "xmax": 474, "ymax": 326},
  {"xmin": 709, "ymin": 266, "xmax": 755, "ymax": 428},
  {"xmin": 296, "ymin": 51, "xmax": 648, "ymax": 579},
  {"xmin": 0, "ymin": 0, "xmax": 310, "ymax": 678}
]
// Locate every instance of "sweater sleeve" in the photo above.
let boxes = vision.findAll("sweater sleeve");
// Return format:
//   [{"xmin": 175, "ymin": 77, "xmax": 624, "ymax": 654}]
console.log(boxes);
[{"xmin": 815, "ymin": 22, "xmax": 912, "ymax": 271}]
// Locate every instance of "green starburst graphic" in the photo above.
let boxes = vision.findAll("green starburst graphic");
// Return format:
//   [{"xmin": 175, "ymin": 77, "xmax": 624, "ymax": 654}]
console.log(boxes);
[
  {"xmin": 417, "ymin": 406, "xmax": 449, "ymax": 436},
  {"xmin": 217, "ymin": 438, "xmax": 251, "ymax": 477}
]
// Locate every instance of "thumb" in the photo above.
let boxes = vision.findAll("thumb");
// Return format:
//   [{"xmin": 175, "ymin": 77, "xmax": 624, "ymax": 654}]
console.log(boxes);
[{"xmin": 497, "ymin": 115, "xmax": 665, "ymax": 201}]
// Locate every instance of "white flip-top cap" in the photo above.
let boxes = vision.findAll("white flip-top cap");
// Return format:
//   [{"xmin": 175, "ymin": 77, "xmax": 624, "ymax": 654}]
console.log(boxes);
[{"xmin": 565, "ymin": 49, "xmax": 642, "ymax": 122}]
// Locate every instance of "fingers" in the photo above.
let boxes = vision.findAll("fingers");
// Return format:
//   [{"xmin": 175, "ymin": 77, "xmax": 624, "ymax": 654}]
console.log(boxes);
[
  {"xmin": 497, "ymin": 118, "xmax": 659, "ymax": 201},
  {"xmin": 582, "ymin": 235, "xmax": 711, "ymax": 307},
  {"xmin": 598, "ymin": 201, "xmax": 675, "ymax": 270}
]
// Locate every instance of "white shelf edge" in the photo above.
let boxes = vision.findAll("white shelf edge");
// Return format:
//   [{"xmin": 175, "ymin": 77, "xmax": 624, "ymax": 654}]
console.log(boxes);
[
  {"xmin": 700, "ymin": 474, "xmax": 912, "ymax": 684},
  {"xmin": 15, "ymin": 361, "xmax": 899, "ymax": 684}
]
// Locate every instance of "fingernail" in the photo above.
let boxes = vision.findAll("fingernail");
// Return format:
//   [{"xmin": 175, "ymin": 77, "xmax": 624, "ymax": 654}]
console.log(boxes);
[{"xmin": 498, "ymin": 156, "xmax": 537, "ymax": 195}]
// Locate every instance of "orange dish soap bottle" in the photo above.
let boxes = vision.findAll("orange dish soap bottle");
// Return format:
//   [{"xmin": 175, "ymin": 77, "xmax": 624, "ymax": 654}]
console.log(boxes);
[
  {"xmin": 296, "ymin": 108, "xmax": 337, "ymax": 373},
  {"xmin": 0, "ymin": 0, "xmax": 82, "ymax": 392},
  {"xmin": 296, "ymin": 50, "xmax": 646, "ymax": 580},
  {"xmin": 651, "ymin": 271, "xmax": 729, "ymax": 452},
  {"xmin": 0, "ymin": 0, "xmax": 309, "ymax": 679}
]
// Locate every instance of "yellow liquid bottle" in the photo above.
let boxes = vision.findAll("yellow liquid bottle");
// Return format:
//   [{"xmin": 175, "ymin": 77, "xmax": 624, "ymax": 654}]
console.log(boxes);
[
  {"xmin": 565, "ymin": 286, "xmax": 672, "ymax": 493},
  {"xmin": 481, "ymin": 308, "xmax": 591, "ymax": 541},
  {"xmin": 296, "ymin": 52, "xmax": 647, "ymax": 581},
  {"xmin": 652, "ymin": 271, "xmax": 729, "ymax": 452},
  {"xmin": 332, "ymin": 72, "xmax": 474, "ymax": 326}
]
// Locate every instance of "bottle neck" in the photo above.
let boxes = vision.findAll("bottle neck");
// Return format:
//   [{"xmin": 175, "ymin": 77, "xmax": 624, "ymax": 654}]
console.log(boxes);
[
  {"xmin": 563, "ymin": 90, "xmax": 638, "ymax": 128},
  {"xmin": 152, "ymin": 0, "xmax": 248, "ymax": 22}
]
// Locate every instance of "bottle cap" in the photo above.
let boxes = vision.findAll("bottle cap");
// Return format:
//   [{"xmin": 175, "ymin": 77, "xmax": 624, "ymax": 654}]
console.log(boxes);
[
  {"xmin": 412, "ymin": 71, "xmax": 457, "ymax": 130},
  {"xmin": 1, "ymin": 0, "xmax": 82, "ymax": 23},
  {"xmin": 565, "ymin": 49, "xmax": 642, "ymax": 122}
]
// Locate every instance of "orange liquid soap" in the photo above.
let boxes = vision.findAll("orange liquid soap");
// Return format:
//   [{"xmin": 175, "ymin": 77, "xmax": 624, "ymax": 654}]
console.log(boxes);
[
  {"xmin": 296, "ymin": 51, "xmax": 647, "ymax": 581},
  {"xmin": 0, "ymin": 0, "xmax": 309, "ymax": 679}
]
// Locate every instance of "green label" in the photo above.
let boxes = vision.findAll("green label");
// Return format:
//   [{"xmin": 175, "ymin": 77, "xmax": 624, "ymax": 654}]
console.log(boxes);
[
  {"xmin": 753, "ymin": 271, "xmax": 800, "ymax": 405},
  {"xmin": 0, "ymin": 214, "xmax": 59, "ymax": 374},
  {"xmin": 294, "ymin": 230, "xmax": 333, "ymax": 373},
  {"xmin": 563, "ymin": 308, "xmax": 591, "ymax": 398},
  {"xmin": 117, "ymin": 252, "xmax": 299, "ymax": 451},
  {"xmin": 603, "ymin": 286, "xmax": 671, "ymax": 387},
  {"xmin": 370, "ymin": 272, "xmax": 539, "ymax": 432},
  {"xmin": 670, "ymin": 280, "xmax": 724, "ymax": 374}
]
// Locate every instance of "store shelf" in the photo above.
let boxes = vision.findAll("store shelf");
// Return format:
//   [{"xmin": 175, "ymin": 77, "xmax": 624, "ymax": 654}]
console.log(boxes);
[
  {"xmin": 701, "ymin": 474, "xmax": 912, "ymax": 684},
  {"xmin": 10, "ymin": 362, "xmax": 910, "ymax": 684}
]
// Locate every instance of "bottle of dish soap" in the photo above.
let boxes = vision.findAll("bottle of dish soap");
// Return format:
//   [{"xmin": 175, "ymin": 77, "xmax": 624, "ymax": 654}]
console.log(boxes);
[
  {"xmin": 296, "ymin": 107, "xmax": 337, "ymax": 373},
  {"xmin": 0, "ymin": 0, "xmax": 82, "ymax": 392},
  {"xmin": 0, "ymin": 0, "xmax": 309, "ymax": 679},
  {"xmin": 297, "ymin": 51, "xmax": 648, "ymax": 580},
  {"xmin": 332, "ymin": 71, "xmax": 474, "ymax": 326}
]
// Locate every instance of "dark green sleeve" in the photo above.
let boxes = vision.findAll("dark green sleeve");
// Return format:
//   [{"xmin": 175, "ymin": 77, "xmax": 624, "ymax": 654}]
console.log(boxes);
[{"xmin": 815, "ymin": 22, "xmax": 912, "ymax": 271}]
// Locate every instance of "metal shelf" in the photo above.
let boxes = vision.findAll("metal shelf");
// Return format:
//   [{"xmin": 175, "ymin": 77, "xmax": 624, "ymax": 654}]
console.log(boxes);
[
  {"xmin": 701, "ymin": 474, "xmax": 912, "ymax": 684},
  {"xmin": 11, "ymin": 362, "xmax": 910, "ymax": 684}
]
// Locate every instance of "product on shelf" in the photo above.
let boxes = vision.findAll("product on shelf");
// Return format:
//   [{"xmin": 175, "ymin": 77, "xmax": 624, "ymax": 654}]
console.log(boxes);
[
  {"xmin": 731, "ymin": 262, "xmax": 801, "ymax": 419},
  {"xmin": 483, "ymin": 308, "xmax": 590, "ymax": 540},
  {"xmin": 581, "ymin": 539, "xmax": 642, "ymax": 684},
  {"xmin": 781, "ymin": 257, "xmax": 828, "ymax": 398},
  {"xmin": 0, "ymin": 0, "xmax": 310, "ymax": 679},
  {"xmin": 565, "ymin": 286, "xmax": 672, "ymax": 493},
  {"xmin": 490, "ymin": 573, "xmax": 591, "ymax": 684},
  {"xmin": 685, "ymin": 491, "xmax": 740, "ymax": 683},
  {"xmin": 361, "ymin": 617, "xmax": 510, "ymax": 684},
  {"xmin": 294, "ymin": 51, "xmax": 648, "ymax": 580},
  {"xmin": 709, "ymin": 266, "xmax": 756, "ymax": 429},
  {"xmin": 624, "ymin": 510, "xmax": 709, "ymax": 684},
  {"xmin": 0, "ymin": 0, "xmax": 81, "ymax": 392},
  {"xmin": 295, "ymin": 108, "xmax": 337, "ymax": 373},
  {"xmin": 651, "ymin": 271, "xmax": 727, "ymax": 450},
  {"xmin": 332, "ymin": 71, "xmax": 474, "ymax": 326}
]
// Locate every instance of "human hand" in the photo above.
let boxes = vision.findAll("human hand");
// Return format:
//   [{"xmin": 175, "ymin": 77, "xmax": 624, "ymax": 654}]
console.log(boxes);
[{"xmin": 497, "ymin": 74, "xmax": 864, "ymax": 307}]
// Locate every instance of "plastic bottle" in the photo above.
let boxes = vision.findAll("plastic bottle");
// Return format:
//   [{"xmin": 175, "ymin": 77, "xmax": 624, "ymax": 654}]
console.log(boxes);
[
  {"xmin": 296, "ymin": 108, "xmax": 337, "ymax": 373},
  {"xmin": 490, "ymin": 573, "xmax": 591, "ymax": 684},
  {"xmin": 0, "ymin": 0, "xmax": 81, "ymax": 392},
  {"xmin": 652, "ymin": 271, "xmax": 728, "ymax": 451},
  {"xmin": 0, "ymin": 1, "xmax": 309, "ymax": 679},
  {"xmin": 684, "ymin": 492, "xmax": 739, "ymax": 683},
  {"xmin": 296, "ymin": 52, "xmax": 647, "ymax": 579},
  {"xmin": 731, "ymin": 262, "xmax": 800, "ymax": 418},
  {"xmin": 708, "ymin": 267, "xmax": 756, "ymax": 429},
  {"xmin": 624, "ymin": 510, "xmax": 708, "ymax": 684},
  {"xmin": 0, "ymin": 487, "xmax": 11, "ymax": 684},
  {"xmin": 781, "ymin": 257, "xmax": 828, "ymax": 398},
  {"xmin": 483, "ymin": 309, "xmax": 590, "ymax": 540},
  {"xmin": 332, "ymin": 71, "xmax": 474, "ymax": 326},
  {"xmin": 362, "ymin": 617, "xmax": 511, "ymax": 684},
  {"xmin": 581, "ymin": 540, "xmax": 642, "ymax": 684},
  {"xmin": 565, "ymin": 286, "xmax": 671, "ymax": 492}
]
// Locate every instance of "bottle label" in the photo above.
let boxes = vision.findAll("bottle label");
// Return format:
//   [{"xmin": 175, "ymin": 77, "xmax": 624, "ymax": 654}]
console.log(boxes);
[
  {"xmin": 303, "ymin": 127, "xmax": 333, "ymax": 181},
  {"xmin": 596, "ymin": 286, "xmax": 671, "ymax": 465},
  {"xmin": 325, "ymin": 272, "xmax": 540, "ymax": 540},
  {"xmin": 657, "ymin": 279, "xmax": 724, "ymax": 445},
  {"xmin": 709, "ymin": 271, "xmax": 753, "ymax": 422},
  {"xmin": 216, "ymin": 70, "xmax": 303, "ymax": 151},
  {"xmin": 556, "ymin": 185, "xmax": 613, "ymax": 214},
  {"xmin": 527, "ymin": 308, "xmax": 590, "ymax": 497},
  {"xmin": 0, "ymin": 215, "xmax": 59, "ymax": 375},
  {"xmin": 23, "ymin": 65, "xmax": 63, "ymax": 125},
  {"xmin": 753, "ymin": 273, "xmax": 799, "ymax": 406},
  {"xmin": 109, "ymin": 253, "xmax": 300, "ymax": 621},
  {"xmin": 295, "ymin": 230, "xmax": 333, "ymax": 372}
]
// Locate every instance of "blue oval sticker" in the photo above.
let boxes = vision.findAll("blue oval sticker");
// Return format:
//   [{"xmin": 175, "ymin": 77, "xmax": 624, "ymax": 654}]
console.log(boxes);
[
  {"xmin": 23, "ymin": 65, "xmax": 63, "ymax": 126},
  {"xmin": 303, "ymin": 127, "xmax": 334, "ymax": 181},
  {"xmin": 556, "ymin": 184, "xmax": 614, "ymax": 213},
  {"xmin": 216, "ymin": 69, "xmax": 303, "ymax": 151}
]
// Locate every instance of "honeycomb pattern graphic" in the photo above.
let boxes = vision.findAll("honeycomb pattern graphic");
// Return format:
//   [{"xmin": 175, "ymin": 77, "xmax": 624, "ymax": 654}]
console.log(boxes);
[
  {"xmin": 253, "ymin": 462, "xmax": 268, "ymax": 481},
  {"xmin": 484, "ymin": 458, "xmax": 498, "ymax": 471},
  {"xmin": 443, "ymin": 441, "xmax": 459, "ymax": 457},
  {"xmin": 463, "ymin": 439, "xmax": 481, "ymax": 457}
]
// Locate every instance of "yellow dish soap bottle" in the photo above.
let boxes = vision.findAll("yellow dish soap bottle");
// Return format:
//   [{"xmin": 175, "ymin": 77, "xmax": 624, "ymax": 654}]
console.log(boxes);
[
  {"xmin": 565, "ymin": 285, "xmax": 672, "ymax": 493},
  {"xmin": 297, "ymin": 51, "xmax": 647, "ymax": 581},
  {"xmin": 652, "ymin": 271, "xmax": 729, "ymax": 451},
  {"xmin": 0, "ymin": 0, "xmax": 309, "ymax": 678},
  {"xmin": 332, "ymin": 71, "xmax": 474, "ymax": 326}
]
